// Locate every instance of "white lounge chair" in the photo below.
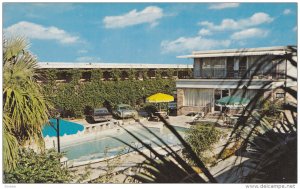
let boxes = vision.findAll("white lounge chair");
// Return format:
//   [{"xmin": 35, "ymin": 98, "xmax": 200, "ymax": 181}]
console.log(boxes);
[{"xmin": 192, "ymin": 112, "xmax": 205, "ymax": 122}]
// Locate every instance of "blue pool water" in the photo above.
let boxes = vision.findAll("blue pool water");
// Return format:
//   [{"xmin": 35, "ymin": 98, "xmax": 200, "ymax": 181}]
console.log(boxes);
[
  {"xmin": 61, "ymin": 126, "xmax": 186, "ymax": 162},
  {"xmin": 42, "ymin": 119, "xmax": 84, "ymax": 137}
]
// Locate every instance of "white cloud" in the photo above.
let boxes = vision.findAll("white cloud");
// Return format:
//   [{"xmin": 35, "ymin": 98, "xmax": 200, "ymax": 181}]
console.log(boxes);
[
  {"xmin": 77, "ymin": 49, "xmax": 88, "ymax": 54},
  {"xmin": 199, "ymin": 12, "xmax": 273, "ymax": 31},
  {"xmin": 293, "ymin": 26, "xmax": 297, "ymax": 32},
  {"xmin": 4, "ymin": 21, "xmax": 79, "ymax": 44},
  {"xmin": 103, "ymin": 6, "xmax": 164, "ymax": 28},
  {"xmin": 208, "ymin": 3, "xmax": 240, "ymax": 10},
  {"xmin": 283, "ymin": 9, "xmax": 291, "ymax": 15},
  {"xmin": 161, "ymin": 36, "xmax": 231, "ymax": 53},
  {"xmin": 231, "ymin": 28, "xmax": 268, "ymax": 40},
  {"xmin": 76, "ymin": 56, "xmax": 101, "ymax": 62},
  {"xmin": 198, "ymin": 28, "xmax": 212, "ymax": 36}
]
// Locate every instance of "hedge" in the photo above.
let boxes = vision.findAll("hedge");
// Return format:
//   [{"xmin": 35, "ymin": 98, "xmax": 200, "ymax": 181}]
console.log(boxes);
[{"xmin": 41, "ymin": 69, "xmax": 176, "ymax": 118}]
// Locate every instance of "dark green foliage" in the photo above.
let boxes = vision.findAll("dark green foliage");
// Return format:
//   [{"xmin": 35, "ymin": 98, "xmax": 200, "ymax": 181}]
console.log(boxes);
[
  {"xmin": 184, "ymin": 123, "xmax": 223, "ymax": 164},
  {"xmin": 4, "ymin": 149, "xmax": 73, "ymax": 183},
  {"xmin": 141, "ymin": 69, "xmax": 149, "ymax": 80},
  {"xmin": 69, "ymin": 69, "xmax": 81, "ymax": 84},
  {"xmin": 187, "ymin": 68, "xmax": 193, "ymax": 78},
  {"xmin": 143, "ymin": 104, "xmax": 157, "ymax": 115},
  {"xmin": 42, "ymin": 70, "xmax": 175, "ymax": 118},
  {"xmin": 111, "ymin": 68, "xmax": 121, "ymax": 81},
  {"xmin": 166, "ymin": 68, "xmax": 175, "ymax": 78},
  {"xmin": 91, "ymin": 69, "xmax": 103, "ymax": 82},
  {"xmin": 244, "ymin": 130, "xmax": 297, "ymax": 183},
  {"xmin": 155, "ymin": 69, "xmax": 162, "ymax": 79},
  {"xmin": 261, "ymin": 99, "xmax": 283, "ymax": 118},
  {"xmin": 128, "ymin": 69, "xmax": 137, "ymax": 80},
  {"xmin": 219, "ymin": 46, "xmax": 297, "ymax": 183},
  {"xmin": 44, "ymin": 69, "xmax": 57, "ymax": 83}
]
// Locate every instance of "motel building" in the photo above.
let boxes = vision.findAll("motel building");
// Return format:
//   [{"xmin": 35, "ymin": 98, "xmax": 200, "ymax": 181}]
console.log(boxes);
[
  {"xmin": 176, "ymin": 46, "xmax": 297, "ymax": 115},
  {"xmin": 36, "ymin": 62, "xmax": 193, "ymax": 82}
]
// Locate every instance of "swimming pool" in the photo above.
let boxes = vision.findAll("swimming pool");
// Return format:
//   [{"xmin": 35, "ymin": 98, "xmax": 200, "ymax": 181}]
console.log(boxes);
[
  {"xmin": 42, "ymin": 119, "xmax": 84, "ymax": 137},
  {"xmin": 61, "ymin": 126, "xmax": 186, "ymax": 162}
]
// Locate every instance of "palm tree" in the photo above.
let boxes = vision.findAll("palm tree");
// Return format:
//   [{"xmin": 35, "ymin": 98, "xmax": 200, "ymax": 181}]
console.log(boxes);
[{"xmin": 3, "ymin": 37, "xmax": 51, "ymax": 171}]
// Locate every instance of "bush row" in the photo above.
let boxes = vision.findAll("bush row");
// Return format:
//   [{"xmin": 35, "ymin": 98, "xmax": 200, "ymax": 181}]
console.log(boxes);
[{"xmin": 42, "ymin": 78, "xmax": 176, "ymax": 118}]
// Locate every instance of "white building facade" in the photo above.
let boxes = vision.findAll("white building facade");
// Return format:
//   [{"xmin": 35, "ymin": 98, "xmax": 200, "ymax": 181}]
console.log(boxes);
[{"xmin": 176, "ymin": 46, "xmax": 297, "ymax": 115}]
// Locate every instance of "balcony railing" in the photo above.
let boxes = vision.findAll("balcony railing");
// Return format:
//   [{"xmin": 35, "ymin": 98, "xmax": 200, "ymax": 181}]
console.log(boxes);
[{"xmin": 194, "ymin": 69, "xmax": 285, "ymax": 80}]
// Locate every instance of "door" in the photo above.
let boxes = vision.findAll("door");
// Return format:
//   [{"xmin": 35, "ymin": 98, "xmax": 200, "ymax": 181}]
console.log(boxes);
[
  {"xmin": 239, "ymin": 57, "xmax": 247, "ymax": 77},
  {"xmin": 214, "ymin": 90, "xmax": 222, "ymax": 112},
  {"xmin": 226, "ymin": 57, "xmax": 234, "ymax": 78},
  {"xmin": 214, "ymin": 89, "xmax": 230, "ymax": 112}
]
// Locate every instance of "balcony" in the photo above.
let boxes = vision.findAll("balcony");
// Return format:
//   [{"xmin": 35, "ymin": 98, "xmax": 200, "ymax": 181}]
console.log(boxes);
[
  {"xmin": 176, "ymin": 79, "xmax": 284, "ymax": 90},
  {"xmin": 193, "ymin": 69, "xmax": 285, "ymax": 80}
]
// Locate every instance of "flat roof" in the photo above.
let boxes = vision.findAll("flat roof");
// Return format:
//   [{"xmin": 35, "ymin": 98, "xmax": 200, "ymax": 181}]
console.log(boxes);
[
  {"xmin": 37, "ymin": 62, "xmax": 193, "ymax": 69},
  {"xmin": 177, "ymin": 46, "xmax": 296, "ymax": 58}
]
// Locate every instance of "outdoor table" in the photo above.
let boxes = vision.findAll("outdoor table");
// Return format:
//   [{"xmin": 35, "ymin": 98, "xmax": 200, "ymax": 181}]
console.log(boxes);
[
  {"xmin": 155, "ymin": 111, "xmax": 169, "ymax": 119},
  {"xmin": 233, "ymin": 114, "xmax": 243, "ymax": 117},
  {"xmin": 230, "ymin": 116, "xmax": 239, "ymax": 125}
]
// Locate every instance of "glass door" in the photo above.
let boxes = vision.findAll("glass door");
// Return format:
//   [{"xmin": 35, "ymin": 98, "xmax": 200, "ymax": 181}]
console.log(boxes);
[
  {"xmin": 214, "ymin": 90, "xmax": 221, "ymax": 112},
  {"xmin": 214, "ymin": 89, "xmax": 230, "ymax": 112}
]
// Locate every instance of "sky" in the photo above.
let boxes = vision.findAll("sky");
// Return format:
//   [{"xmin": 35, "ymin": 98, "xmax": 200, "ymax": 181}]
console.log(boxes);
[{"xmin": 3, "ymin": 2, "xmax": 298, "ymax": 64}]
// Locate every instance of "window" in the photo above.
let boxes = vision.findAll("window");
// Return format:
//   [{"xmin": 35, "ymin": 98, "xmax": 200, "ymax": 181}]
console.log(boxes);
[
  {"xmin": 183, "ymin": 89, "xmax": 214, "ymax": 106},
  {"xmin": 276, "ymin": 93, "xmax": 285, "ymax": 99},
  {"xmin": 247, "ymin": 56, "xmax": 259, "ymax": 77},
  {"xmin": 276, "ymin": 60, "xmax": 286, "ymax": 79},
  {"xmin": 201, "ymin": 58, "xmax": 226, "ymax": 78},
  {"xmin": 232, "ymin": 89, "xmax": 257, "ymax": 99},
  {"xmin": 232, "ymin": 57, "xmax": 247, "ymax": 78},
  {"xmin": 194, "ymin": 59, "xmax": 201, "ymax": 78},
  {"xmin": 226, "ymin": 57, "xmax": 234, "ymax": 78},
  {"xmin": 234, "ymin": 58, "xmax": 239, "ymax": 71},
  {"xmin": 248, "ymin": 55, "xmax": 276, "ymax": 78}
]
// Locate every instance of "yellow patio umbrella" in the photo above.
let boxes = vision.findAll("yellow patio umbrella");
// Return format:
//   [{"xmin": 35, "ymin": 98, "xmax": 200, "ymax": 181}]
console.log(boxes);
[
  {"xmin": 146, "ymin": 93, "xmax": 174, "ymax": 112},
  {"xmin": 146, "ymin": 93, "xmax": 174, "ymax": 103}
]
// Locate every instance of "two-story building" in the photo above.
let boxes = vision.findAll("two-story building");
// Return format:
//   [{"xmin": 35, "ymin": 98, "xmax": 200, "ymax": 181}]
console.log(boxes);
[
  {"xmin": 36, "ymin": 62, "xmax": 193, "ymax": 83},
  {"xmin": 176, "ymin": 46, "xmax": 297, "ymax": 115}
]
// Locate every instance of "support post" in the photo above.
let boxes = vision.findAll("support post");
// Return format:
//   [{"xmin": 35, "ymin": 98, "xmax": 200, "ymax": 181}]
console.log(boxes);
[{"xmin": 56, "ymin": 118, "xmax": 61, "ymax": 153}]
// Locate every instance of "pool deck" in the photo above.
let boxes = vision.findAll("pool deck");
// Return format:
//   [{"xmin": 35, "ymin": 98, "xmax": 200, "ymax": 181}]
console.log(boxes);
[
  {"xmin": 66, "ymin": 120, "xmax": 236, "ymax": 183},
  {"xmin": 69, "ymin": 144, "xmax": 183, "ymax": 183},
  {"xmin": 42, "ymin": 115, "xmax": 236, "ymax": 183}
]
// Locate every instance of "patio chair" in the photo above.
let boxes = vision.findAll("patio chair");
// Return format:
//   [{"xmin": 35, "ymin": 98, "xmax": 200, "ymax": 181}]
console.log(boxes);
[
  {"xmin": 148, "ymin": 113, "xmax": 159, "ymax": 122},
  {"xmin": 223, "ymin": 113, "xmax": 234, "ymax": 127},
  {"xmin": 192, "ymin": 112, "xmax": 205, "ymax": 123}
]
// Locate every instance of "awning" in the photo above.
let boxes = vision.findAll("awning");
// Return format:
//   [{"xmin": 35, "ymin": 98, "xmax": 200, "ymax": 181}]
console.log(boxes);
[{"xmin": 215, "ymin": 96, "xmax": 250, "ymax": 108}]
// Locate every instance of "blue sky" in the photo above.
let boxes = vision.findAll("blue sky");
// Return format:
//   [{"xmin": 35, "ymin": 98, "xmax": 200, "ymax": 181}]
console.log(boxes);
[{"xmin": 3, "ymin": 3, "xmax": 297, "ymax": 64}]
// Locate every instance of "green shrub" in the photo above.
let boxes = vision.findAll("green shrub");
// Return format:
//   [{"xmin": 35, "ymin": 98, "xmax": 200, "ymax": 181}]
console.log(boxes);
[
  {"xmin": 218, "ymin": 140, "xmax": 242, "ymax": 160},
  {"xmin": 4, "ymin": 148, "xmax": 73, "ymax": 183},
  {"xmin": 261, "ymin": 100, "xmax": 283, "ymax": 118},
  {"xmin": 184, "ymin": 123, "xmax": 223, "ymax": 164}
]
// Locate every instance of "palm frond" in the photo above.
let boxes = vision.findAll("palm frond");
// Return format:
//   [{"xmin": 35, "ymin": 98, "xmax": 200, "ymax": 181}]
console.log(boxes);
[
  {"xmin": 3, "ymin": 37, "xmax": 51, "ymax": 171},
  {"xmin": 3, "ymin": 115, "xmax": 19, "ymax": 172}
]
